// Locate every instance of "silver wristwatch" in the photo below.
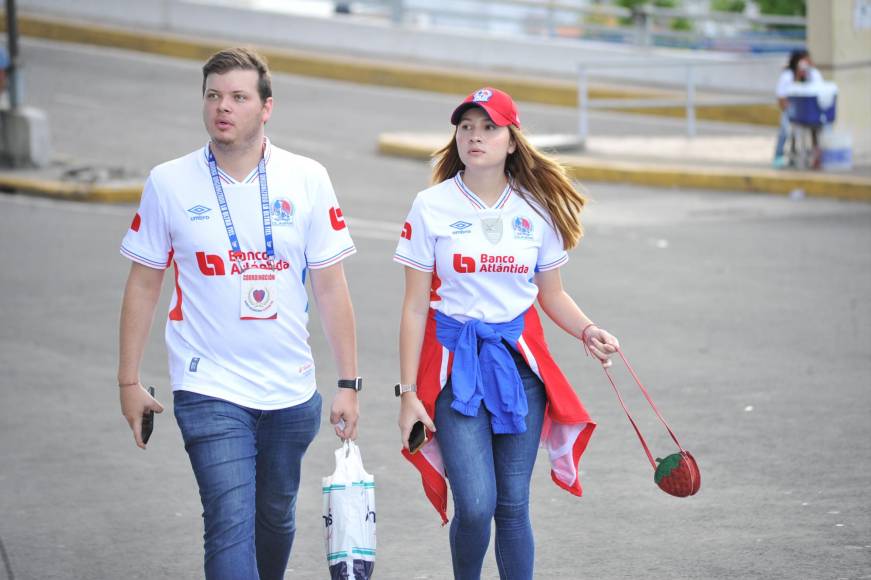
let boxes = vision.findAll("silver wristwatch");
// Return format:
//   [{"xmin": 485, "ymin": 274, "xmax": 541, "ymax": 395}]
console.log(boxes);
[{"xmin": 394, "ymin": 383, "xmax": 417, "ymax": 397}]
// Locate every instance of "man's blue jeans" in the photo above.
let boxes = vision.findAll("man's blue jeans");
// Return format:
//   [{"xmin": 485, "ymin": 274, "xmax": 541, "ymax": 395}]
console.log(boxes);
[
  {"xmin": 173, "ymin": 389, "xmax": 322, "ymax": 580},
  {"xmin": 434, "ymin": 349, "xmax": 547, "ymax": 580}
]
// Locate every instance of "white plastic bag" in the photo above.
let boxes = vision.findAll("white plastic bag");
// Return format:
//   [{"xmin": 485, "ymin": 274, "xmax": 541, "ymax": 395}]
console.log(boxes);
[{"xmin": 322, "ymin": 440, "xmax": 376, "ymax": 579}]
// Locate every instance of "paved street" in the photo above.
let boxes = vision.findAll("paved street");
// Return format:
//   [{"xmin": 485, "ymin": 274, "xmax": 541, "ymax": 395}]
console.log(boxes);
[{"xmin": 1, "ymin": 39, "xmax": 870, "ymax": 579}]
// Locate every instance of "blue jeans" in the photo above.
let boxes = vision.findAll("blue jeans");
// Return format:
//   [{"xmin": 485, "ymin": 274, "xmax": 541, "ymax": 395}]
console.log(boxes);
[
  {"xmin": 173, "ymin": 389, "xmax": 322, "ymax": 580},
  {"xmin": 435, "ymin": 348, "xmax": 547, "ymax": 580}
]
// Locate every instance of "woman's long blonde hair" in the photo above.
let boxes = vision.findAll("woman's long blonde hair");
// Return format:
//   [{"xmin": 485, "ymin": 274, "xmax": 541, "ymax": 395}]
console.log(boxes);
[{"xmin": 432, "ymin": 125, "xmax": 586, "ymax": 250}]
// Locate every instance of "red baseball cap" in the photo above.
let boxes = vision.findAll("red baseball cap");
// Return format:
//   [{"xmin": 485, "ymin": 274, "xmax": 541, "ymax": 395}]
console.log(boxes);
[{"xmin": 450, "ymin": 87, "xmax": 520, "ymax": 128}]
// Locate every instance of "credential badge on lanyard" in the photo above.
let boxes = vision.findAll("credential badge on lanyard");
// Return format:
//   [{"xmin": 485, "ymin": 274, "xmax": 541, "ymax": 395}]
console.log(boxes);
[{"xmin": 208, "ymin": 147, "xmax": 279, "ymax": 320}]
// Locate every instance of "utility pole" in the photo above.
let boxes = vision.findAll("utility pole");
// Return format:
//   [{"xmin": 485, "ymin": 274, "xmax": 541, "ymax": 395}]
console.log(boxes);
[{"xmin": 5, "ymin": 0, "xmax": 20, "ymax": 108}]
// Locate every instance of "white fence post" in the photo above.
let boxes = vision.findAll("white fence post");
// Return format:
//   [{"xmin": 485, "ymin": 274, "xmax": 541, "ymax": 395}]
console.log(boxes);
[
  {"xmin": 686, "ymin": 63, "xmax": 696, "ymax": 138},
  {"xmin": 578, "ymin": 65, "xmax": 589, "ymax": 146}
]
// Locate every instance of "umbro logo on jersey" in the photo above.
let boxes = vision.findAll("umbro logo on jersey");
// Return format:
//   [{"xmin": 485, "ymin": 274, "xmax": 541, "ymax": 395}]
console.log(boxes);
[
  {"xmin": 449, "ymin": 220, "xmax": 472, "ymax": 235},
  {"xmin": 329, "ymin": 207, "xmax": 347, "ymax": 231},
  {"xmin": 400, "ymin": 222, "xmax": 412, "ymax": 240},
  {"xmin": 187, "ymin": 205, "xmax": 212, "ymax": 222}
]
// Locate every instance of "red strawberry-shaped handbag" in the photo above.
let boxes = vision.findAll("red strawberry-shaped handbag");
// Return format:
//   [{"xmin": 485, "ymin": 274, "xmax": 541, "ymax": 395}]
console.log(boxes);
[
  {"xmin": 601, "ymin": 349, "xmax": 700, "ymax": 498},
  {"xmin": 654, "ymin": 451, "xmax": 701, "ymax": 497}
]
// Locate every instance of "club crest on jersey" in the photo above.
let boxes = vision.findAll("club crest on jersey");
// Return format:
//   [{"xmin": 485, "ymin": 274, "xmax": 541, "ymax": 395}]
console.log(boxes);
[
  {"xmin": 481, "ymin": 216, "xmax": 503, "ymax": 244},
  {"xmin": 450, "ymin": 220, "xmax": 472, "ymax": 235},
  {"xmin": 513, "ymin": 216, "xmax": 534, "ymax": 240},
  {"xmin": 245, "ymin": 286, "xmax": 274, "ymax": 312},
  {"xmin": 187, "ymin": 205, "xmax": 212, "ymax": 222},
  {"xmin": 271, "ymin": 199, "xmax": 294, "ymax": 225},
  {"xmin": 473, "ymin": 89, "xmax": 493, "ymax": 102}
]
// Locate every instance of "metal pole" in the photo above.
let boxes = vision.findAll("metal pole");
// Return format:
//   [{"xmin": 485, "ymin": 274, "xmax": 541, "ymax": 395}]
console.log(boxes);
[
  {"xmin": 635, "ymin": 6, "xmax": 652, "ymax": 46},
  {"xmin": 547, "ymin": 1, "xmax": 556, "ymax": 38},
  {"xmin": 5, "ymin": 0, "xmax": 21, "ymax": 109},
  {"xmin": 578, "ymin": 65, "xmax": 588, "ymax": 145},
  {"xmin": 686, "ymin": 63, "xmax": 696, "ymax": 138},
  {"xmin": 391, "ymin": 0, "xmax": 403, "ymax": 24}
]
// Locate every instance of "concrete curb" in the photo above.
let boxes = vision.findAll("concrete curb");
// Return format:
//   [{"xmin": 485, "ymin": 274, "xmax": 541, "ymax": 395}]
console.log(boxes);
[
  {"xmin": 6, "ymin": 13, "xmax": 779, "ymax": 126},
  {"xmin": 0, "ymin": 172, "xmax": 142, "ymax": 203},
  {"xmin": 377, "ymin": 133, "xmax": 871, "ymax": 202}
]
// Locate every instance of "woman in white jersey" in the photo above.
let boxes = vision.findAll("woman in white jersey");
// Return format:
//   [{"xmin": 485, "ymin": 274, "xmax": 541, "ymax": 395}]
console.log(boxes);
[{"xmin": 393, "ymin": 87, "xmax": 619, "ymax": 579}]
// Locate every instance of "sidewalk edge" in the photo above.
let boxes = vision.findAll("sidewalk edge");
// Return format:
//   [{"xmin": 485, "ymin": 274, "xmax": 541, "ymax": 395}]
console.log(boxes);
[{"xmin": 377, "ymin": 134, "xmax": 871, "ymax": 202}]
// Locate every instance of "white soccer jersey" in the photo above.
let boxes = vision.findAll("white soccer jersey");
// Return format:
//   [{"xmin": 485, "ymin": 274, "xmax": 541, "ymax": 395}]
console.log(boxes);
[
  {"xmin": 121, "ymin": 139, "xmax": 356, "ymax": 409},
  {"xmin": 775, "ymin": 67, "xmax": 823, "ymax": 97},
  {"xmin": 394, "ymin": 173, "xmax": 568, "ymax": 323}
]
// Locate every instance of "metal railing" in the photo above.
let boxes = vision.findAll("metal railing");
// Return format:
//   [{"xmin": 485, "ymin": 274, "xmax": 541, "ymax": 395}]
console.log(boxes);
[
  {"xmin": 576, "ymin": 59, "xmax": 773, "ymax": 140},
  {"xmin": 352, "ymin": 0, "xmax": 805, "ymax": 52},
  {"xmin": 224, "ymin": 0, "xmax": 806, "ymax": 52}
]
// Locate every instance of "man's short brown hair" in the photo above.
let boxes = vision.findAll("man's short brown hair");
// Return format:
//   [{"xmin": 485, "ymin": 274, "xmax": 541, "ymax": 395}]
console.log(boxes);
[{"xmin": 202, "ymin": 47, "xmax": 272, "ymax": 102}]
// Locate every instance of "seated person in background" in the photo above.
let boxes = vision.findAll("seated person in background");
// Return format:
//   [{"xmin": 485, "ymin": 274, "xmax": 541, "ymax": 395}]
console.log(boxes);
[{"xmin": 773, "ymin": 49, "xmax": 823, "ymax": 168}]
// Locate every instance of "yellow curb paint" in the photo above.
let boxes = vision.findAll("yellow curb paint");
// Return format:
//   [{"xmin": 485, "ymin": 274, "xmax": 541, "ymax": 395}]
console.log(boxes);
[
  {"xmin": 377, "ymin": 134, "xmax": 871, "ymax": 202},
  {"xmin": 0, "ymin": 173, "xmax": 142, "ymax": 203},
  {"xmin": 376, "ymin": 135, "xmax": 437, "ymax": 161},
  {"xmin": 5, "ymin": 13, "xmax": 778, "ymax": 126},
  {"xmin": 561, "ymin": 160, "xmax": 871, "ymax": 201}
]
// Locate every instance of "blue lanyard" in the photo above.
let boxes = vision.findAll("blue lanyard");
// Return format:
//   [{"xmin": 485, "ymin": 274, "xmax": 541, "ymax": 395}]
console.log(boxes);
[{"xmin": 207, "ymin": 147, "xmax": 274, "ymax": 261}]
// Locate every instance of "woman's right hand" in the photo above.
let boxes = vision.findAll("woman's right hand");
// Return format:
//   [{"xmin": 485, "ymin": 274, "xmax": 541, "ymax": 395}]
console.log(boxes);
[
  {"xmin": 398, "ymin": 393, "xmax": 436, "ymax": 451},
  {"xmin": 120, "ymin": 383, "xmax": 164, "ymax": 449}
]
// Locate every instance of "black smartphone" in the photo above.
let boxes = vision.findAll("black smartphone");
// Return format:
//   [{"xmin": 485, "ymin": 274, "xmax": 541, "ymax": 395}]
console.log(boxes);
[
  {"xmin": 141, "ymin": 386, "xmax": 155, "ymax": 445},
  {"xmin": 408, "ymin": 421, "xmax": 427, "ymax": 454}
]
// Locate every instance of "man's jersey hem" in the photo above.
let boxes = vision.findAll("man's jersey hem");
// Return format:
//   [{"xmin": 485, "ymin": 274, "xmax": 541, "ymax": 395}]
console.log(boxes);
[
  {"xmin": 308, "ymin": 245, "xmax": 357, "ymax": 269},
  {"xmin": 171, "ymin": 381, "xmax": 318, "ymax": 411}
]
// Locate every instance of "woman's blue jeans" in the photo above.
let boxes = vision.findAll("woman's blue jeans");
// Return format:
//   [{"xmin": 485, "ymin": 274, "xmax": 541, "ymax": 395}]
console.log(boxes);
[
  {"xmin": 173, "ymin": 389, "xmax": 322, "ymax": 580},
  {"xmin": 435, "ymin": 349, "xmax": 547, "ymax": 580}
]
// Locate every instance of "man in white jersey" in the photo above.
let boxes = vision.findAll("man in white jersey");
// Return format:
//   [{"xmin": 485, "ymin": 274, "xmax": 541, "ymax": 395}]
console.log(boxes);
[{"xmin": 116, "ymin": 48, "xmax": 361, "ymax": 580}]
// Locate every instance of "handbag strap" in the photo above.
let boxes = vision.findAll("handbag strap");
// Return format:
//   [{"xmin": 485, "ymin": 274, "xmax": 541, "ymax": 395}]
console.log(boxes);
[{"xmin": 600, "ymin": 348, "xmax": 686, "ymax": 471}]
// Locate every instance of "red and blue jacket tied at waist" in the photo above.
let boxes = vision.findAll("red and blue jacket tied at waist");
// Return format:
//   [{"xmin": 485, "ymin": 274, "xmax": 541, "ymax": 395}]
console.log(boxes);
[{"xmin": 403, "ymin": 307, "xmax": 596, "ymax": 524}]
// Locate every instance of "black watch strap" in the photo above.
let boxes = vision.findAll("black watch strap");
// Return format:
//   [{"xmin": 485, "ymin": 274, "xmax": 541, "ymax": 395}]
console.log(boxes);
[{"xmin": 337, "ymin": 377, "xmax": 362, "ymax": 392}]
